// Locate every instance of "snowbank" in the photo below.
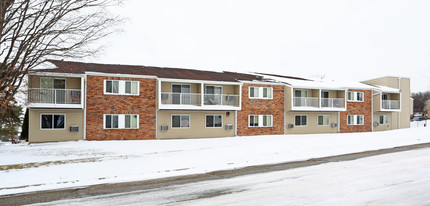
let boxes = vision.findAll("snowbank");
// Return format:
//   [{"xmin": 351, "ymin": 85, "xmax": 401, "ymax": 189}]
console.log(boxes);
[{"xmin": 1, "ymin": 126, "xmax": 430, "ymax": 195}]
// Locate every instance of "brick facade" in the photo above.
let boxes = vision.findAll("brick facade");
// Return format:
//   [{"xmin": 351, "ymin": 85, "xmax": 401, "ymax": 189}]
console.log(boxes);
[
  {"xmin": 237, "ymin": 84, "xmax": 284, "ymax": 136},
  {"xmin": 340, "ymin": 89, "xmax": 372, "ymax": 133},
  {"xmin": 86, "ymin": 76, "xmax": 157, "ymax": 140}
]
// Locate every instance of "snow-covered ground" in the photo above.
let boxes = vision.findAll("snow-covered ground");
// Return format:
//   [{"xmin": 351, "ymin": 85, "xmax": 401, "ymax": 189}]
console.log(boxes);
[
  {"xmin": 1, "ymin": 125, "xmax": 430, "ymax": 196},
  {"xmin": 33, "ymin": 148, "xmax": 430, "ymax": 206}
]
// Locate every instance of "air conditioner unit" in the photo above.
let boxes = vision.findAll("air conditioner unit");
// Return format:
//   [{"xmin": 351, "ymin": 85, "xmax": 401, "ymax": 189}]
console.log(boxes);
[
  {"xmin": 70, "ymin": 126, "xmax": 79, "ymax": 132},
  {"xmin": 225, "ymin": 124, "xmax": 233, "ymax": 130},
  {"xmin": 160, "ymin": 125, "xmax": 168, "ymax": 131},
  {"xmin": 161, "ymin": 93, "xmax": 169, "ymax": 100},
  {"xmin": 373, "ymin": 122, "xmax": 379, "ymax": 127},
  {"xmin": 331, "ymin": 123, "xmax": 337, "ymax": 128},
  {"xmin": 287, "ymin": 124, "xmax": 294, "ymax": 129}
]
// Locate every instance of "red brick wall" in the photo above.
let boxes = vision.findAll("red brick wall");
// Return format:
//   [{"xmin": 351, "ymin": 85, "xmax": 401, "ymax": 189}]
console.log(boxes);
[
  {"xmin": 340, "ymin": 89, "xmax": 372, "ymax": 133},
  {"xmin": 86, "ymin": 76, "xmax": 157, "ymax": 140},
  {"xmin": 237, "ymin": 84, "xmax": 284, "ymax": 136}
]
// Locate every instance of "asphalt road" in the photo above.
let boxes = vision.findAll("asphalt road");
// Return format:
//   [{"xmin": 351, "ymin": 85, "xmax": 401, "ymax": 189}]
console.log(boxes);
[{"xmin": 2, "ymin": 142, "xmax": 430, "ymax": 205}]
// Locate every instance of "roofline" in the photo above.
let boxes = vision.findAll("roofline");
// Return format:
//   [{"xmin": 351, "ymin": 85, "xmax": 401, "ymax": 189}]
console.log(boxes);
[
  {"xmin": 159, "ymin": 78, "xmax": 241, "ymax": 85},
  {"xmin": 28, "ymin": 71, "xmax": 84, "ymax": 77},
  {"xmin": 85, "ymin": 71, "xmax": 158, "ymax": 79}
]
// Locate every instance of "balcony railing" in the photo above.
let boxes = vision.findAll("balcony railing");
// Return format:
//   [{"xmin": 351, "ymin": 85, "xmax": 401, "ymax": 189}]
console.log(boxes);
[
  {"xmin": 321, "ymin": 98, "xmax": 345, "ymax": 108},
  {"xmin": 29, "ymin": 88, "xmax": 81, "ymax": 104},
  {"xmin": 293, "ymin": 97, "xmax": 319, "ymax": 107},
  {"xmin": 161, "ymin": 92, "xmax": 201, "ymax": 105},
  {"xmin": 382, "ymin": 100, "xmax": 400, "ymax": 109},
  {"xmin": 204, "ymin": 94, "xmax": 239, "ymax": 107}
]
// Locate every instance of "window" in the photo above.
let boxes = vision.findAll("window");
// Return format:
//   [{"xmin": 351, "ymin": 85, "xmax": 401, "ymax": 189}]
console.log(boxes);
[
  {"xmin": 249, "ymin": 87, "xmax": 273, "ymax": 99},
  {"xmin": 41, "ymin": 114, "xmax": 65, "ymax": 129},
  {"xmin": 125, "ymin": 114, "xmax": 139, "ymax": 128},
  {"xmin": 172, "ymin": 84, "xmax": 191, "ymax": 104},
  {"xmin": 206, "ymin": 115, "xmax": 222, "ymax": 128},
  {"xmin": 104, "ymin": 114, "xmax": 139, "ymax": 129},
  {"xmin": 40, "ymin": 78, "xmax": 66, "ymax": 89},
  {"xmin": 382, "ymin": 94, "xmax": 388, "ymax": 100},
  {"xmin": 125, "ymin": 81, "xmax": 139, "ymax": 94},
  {"xmin": 379, "ymin": 115, "xmax": 388, "ymax": 125},
  {"xmin": 318, "ymin": 115, "xmax": 330, "ymax": 126},
  {"xmin": 249, "ymin": 115, "xmax": 273, "ymax": 127},
  {"xmin": 347, "ymin": 115, "xmax": 364, "ymax": 125},
  {"xmin": 105, "ymin": 80, "xmax": 139, "ymax": 95},
  {"xmin": 205, "ymin": 85, "xmax": 222, "ymax": 105},
  {"xmin": 347, "ymin": 91, "xmax": 364, "ymax": 102},
  {"xmin": 295, "ymin": 115, "xmax": 307, "ymax": 126},
  {"xmin": 172, "ymin": 115, "xmax": 190, "ymax": 128},
  {"xmin": 294, "ymin": 89, "xmax": 308, "ymax": 97}
]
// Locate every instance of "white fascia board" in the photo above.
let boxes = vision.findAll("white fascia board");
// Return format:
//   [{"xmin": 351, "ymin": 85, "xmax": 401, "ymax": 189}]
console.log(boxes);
[
  {"xmin": 291, "ymin": 107, "xmax": 346, "ymax": 112},
  {"xmin": 159, "ymin": 78, "xmax": 241, "ymax": 85},
  {"xmin": 292, "ymin": 86, "xmax": 347, "ymax": 91},
  {"xmin": 239, "ymin": 80, "xmax": 285, "ymax": 86},
  {"xmin": 381, "ymin": 109, "xmax": 402, "ymax": 112},
  {"xmin": 27, "ymin": 103, "xmax": 83, "ymax": 109},
  {"xmin": 85, "ymin": 72, "xmax": 157, "ymax": 79},
  {"xmin": 29, "ymin": 72, "xmax": 84, "ymax": 77},
  {"xmin": 159, "ymin": 104, "xmax": 240, "ymax": 111}
]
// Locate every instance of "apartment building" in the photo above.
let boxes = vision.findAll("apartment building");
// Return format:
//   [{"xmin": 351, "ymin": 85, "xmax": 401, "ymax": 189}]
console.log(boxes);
[{"xmin": 26, "ymin": 60, "xmax": 412, "ymax": 143}]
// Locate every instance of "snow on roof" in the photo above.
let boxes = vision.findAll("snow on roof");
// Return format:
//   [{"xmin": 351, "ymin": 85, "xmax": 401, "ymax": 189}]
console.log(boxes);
[
  {"xmin": 369, "ymin": 85, "xmax": 400, "ymax": 93},
  {"xmin": 251, "ymin": 73, "xmax": 376, "ymax": 90}
]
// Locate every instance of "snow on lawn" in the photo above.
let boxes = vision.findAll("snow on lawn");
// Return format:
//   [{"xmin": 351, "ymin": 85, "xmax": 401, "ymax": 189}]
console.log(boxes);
[{"xmin": 1, "ymin": 126, "xmax": 430, "ymax": 196}]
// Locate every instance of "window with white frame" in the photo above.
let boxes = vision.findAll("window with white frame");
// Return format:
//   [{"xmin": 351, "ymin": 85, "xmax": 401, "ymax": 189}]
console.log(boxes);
[
  {"xmin": 295, "ymin": 115, "xmax": 307, "ymax": 126},
  {"xmin": 249, "ymin": 87, "xmax": 273, "ymax": 99},
  {"xmin": 172, "ymin": 114, "xmax": 190, "ymax": 128},
  {"xmin": 347, "ymin": 91, "xmax": 364, "ymax": 102},
  {"xmin": 249, "ymin": 115, "xmax": 272, "ymax": 127},
  {"xmin": 206, "ymin": 115, "xmax": 222, "ymax": 128},
  {"xmin": 317, "ymin": 115, "xmax": 330, "ymax": 126},
  {"xmin": 104, "ymin": 114, "xmax": 139, "ymax": 129},
  {"xmin": 379, "ymin": 115, "xmax": 388, "ymax": 125},
  {"xmin": 105, "ymin": 80, "xmax": 139, "ymax": 95},
  {"xmin": 41, "ymin": 114, "xmax": 65, "ymax": 129},
  {"xmin": 347, "ymin": 115, "xmax": 364, "ymax": 125}
]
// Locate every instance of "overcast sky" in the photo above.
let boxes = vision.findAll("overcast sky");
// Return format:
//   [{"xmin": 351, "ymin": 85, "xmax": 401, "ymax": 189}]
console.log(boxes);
[{"xmin": 88, "ymin": 0, "xmax": 430, "ymax": 92}]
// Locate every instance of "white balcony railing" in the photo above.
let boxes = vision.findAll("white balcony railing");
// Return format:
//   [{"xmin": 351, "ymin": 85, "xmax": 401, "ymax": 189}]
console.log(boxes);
[
  {"xmin": 161, "ymin": 92, "xmax": 201, "ymax": 105},
  {"xmin": 321, "ymin": 98, "xmax": 345, "ymax": 108},
  {"xmin": 293, "ymin": 97, "xmax": 319, "ymax": 107},
  {"xmin": 204, "ymin": 94, "xmax": 240, "ymax": 107},
  {"xmin": 382, "ymin": 100, "xmax": 400, "ymax": 109},
  {"xmin": 29, "ymin": 88, "xmax": 81, "ymax": 104}
]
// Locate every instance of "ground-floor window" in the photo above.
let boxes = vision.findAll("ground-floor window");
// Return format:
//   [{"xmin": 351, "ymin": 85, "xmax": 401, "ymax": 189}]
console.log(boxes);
[
  {"xmin": 104, "ymin": 114, "xmax": 139, "ymax": 129},
  {"xmin": 347, "ymin": 115, "xmax": 364, "ymax": 125},
  {"xmin": 206, "ymin": 115, "xmax": 222, "ymax": 128},
  {"xmin": 41, "ymin": 114, "xmax": 65, "ymax": 129},
  {"xmin": 295, "ymin": 115, "xmax": 307, "ymax": 126},
  {"xmin": 249, "ymin": 115, "xmax": 273, "ymax": 127},
  {"xmin": 379, "ymin": 115, "xmax": 388, "ymax": 124},
  {"xmin": 317, "ymin": 115, "xmax": 330, "ymax": 126},
  {"xmin": 172, "ymin": 114, "xmax": 190, "ymax": 128}
]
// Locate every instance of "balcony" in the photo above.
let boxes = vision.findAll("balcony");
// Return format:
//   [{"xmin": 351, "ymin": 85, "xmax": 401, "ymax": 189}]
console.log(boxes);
[
  {"xmin": 321, "ymin": 98, "xmax": 345, "ymax": 108},
  {"xmin": 160, "ymin": 92, "xmax": 201, "ymax": 105},
  {"xmin": 204, "ymin": 94, "xmax": 240, "ymax": 107},
  {"xmin": 28, "ymin": 88, "xmax": 83, "ymax": 108},
  {"xmin": 160, "ymin": 92, "xmax": 240, "ymax": 110},
  {"xmin": 292, "ymin": 97, "xmax": 346, "ymax": 111},
  {"xmin": 382, "ymin": 100, "xmax": 400, "ymax": 110},
  {"xmin": 293, "ymin": 97, "xmax": 319, "ymax": 107}
]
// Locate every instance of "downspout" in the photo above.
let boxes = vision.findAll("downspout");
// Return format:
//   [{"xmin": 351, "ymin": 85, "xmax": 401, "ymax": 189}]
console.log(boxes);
[
  {"xmin": 83, "ymin": 74, "xmax": 87, "ymax": 140},
  {"xmin": 371, "ymin": 89, "xmax": 374, "ymax": 132},
  {"xmin": 235, "ymin": 110, "xmax": 238, "ymax": 136},
  {"xmin": 337, "ymin": 111, "xmax": 340, "ymax": 133},
  {"xmin": 398, "ymin": 77, "xmax": 401, "ymax": 129}
]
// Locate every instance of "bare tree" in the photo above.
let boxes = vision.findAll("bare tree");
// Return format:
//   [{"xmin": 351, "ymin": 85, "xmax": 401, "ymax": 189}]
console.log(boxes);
[
  {"xmin": 0, "ymin": 0, "xmax": 122, "ymax": 112},
  {"xmin": 411, "ymin": 91, "xmax": 430, "ymax": 114}
]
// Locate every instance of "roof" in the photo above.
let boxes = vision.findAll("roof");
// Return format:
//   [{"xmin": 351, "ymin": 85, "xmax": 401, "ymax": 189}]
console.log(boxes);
[{"xmin": 33, "ymin": 60, "xmax": 263, "ymax": 82}]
